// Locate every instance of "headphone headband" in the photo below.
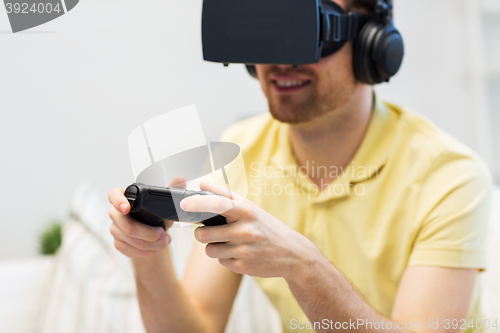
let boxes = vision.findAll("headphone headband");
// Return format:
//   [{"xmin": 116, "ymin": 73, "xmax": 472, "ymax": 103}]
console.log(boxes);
[{"xmin": 374, "ymin": 0, "xmax": 393, "ymax": 19}]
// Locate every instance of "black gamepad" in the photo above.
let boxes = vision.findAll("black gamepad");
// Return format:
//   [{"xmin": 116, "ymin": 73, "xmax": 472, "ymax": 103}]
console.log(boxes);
[{"xmin": 124, "ymin": 183, "xmax": 227, "ymax": 229}]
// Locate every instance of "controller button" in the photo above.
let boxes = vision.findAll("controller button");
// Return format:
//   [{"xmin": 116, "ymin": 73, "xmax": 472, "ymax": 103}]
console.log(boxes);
[
  {"xmin": 148, "ymin": 187, "xmax": 173, "ymax": 197},
  {"xmin": 125, "ymin": 185, "xmax": 139, "ymax": 196}
]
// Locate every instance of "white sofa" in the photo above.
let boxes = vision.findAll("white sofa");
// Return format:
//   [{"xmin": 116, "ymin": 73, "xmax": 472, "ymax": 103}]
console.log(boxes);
[
  {"xmin": 1, "ymin": 185, "xmax": 499, "ymax": 333},
  {"xmin": 0, "ymin": 182, "xmax": 282, "ymax": 333}
]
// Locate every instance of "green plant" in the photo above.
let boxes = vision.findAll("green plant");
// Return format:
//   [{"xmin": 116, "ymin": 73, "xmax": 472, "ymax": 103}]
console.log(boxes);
[{"xmin": 39, "ymin": 221, "xmax": 63, "ymax": 255}]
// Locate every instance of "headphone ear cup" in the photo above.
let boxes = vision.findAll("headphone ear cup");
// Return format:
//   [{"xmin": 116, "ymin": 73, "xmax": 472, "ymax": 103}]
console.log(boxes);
[
  {"xmin": 246, "ymin": 65, "xmax": 258, "ymax": 79},
  {"xmin": 354, "ymin": 20, "xmax": 404, "ymax": 84},
  {"xmin": 373, "ymin": 28, "xmax": 404, "ymax": 81},
  {"xmin": 353, "ymin": 20, "xmax": 383, "ymax": 85}
]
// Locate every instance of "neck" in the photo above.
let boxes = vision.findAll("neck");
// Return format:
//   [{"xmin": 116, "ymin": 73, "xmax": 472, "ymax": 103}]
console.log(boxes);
[{"xmin": 288, "ymin": 85, "xmax": 374, "ymax": 189}]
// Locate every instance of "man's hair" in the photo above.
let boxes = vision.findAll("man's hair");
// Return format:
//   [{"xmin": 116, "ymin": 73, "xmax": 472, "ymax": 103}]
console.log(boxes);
[{"xmin": 345, "ymin": 0, "xmax": 393, "ymax": 19}]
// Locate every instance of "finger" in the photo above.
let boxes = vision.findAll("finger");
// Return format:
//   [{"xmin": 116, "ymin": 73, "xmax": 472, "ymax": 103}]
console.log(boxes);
[
  {"xmin": 108, "ymin": 188, "xmax": 129, "ymax": 215},
  {"xmin": 110, "ymin": 221, "xmax": 171, "ymax": 251},
  {"xmin": 199, "ymin": 181, "xmax": 244, "ymax": 201},
  {"xmin": 218, "ymin": 258, "xmax": 244, "ymax": 274},
  {"xmin": 113, "ymin": 239, "xmax": 161, "ymax": 258},
  {"xmin": 108, "ymin": 177, "xmax": 186, "ymax": 217},
  {"xmin": 109, "ymin": 207, "xmax": 165, "ymax": 242},
  {"xmin": 161, "ymin": 176, "xmax": 188, "ymax": 228},
  {"xmin": 194, "ymin": 223, "xmax": 240, "ymax": 243},
  {"xmin": 180, "ymin": 195, "xmax": 242, "ymax": 221},
  {"xmin": 205, "ymin": 242, "xmax": 237, "ymax": 259},
  {"xmin": 169, "ymin": 176, "xmax": 187, "ymax": 189}
]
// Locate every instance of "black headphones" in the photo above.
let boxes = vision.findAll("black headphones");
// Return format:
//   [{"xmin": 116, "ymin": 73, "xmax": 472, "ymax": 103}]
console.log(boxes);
[{"xmin": 246, "ymin": 0, "xmax": 404, "ymax": 85}]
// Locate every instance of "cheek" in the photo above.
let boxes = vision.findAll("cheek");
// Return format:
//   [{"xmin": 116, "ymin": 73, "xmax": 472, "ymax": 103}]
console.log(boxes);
[
  {"xmin": 314, "ymin": 43, "xmax": 353, "ymax": 71},
  {"xmin": 255, "ymin": 65, "xmax": 272, "ymax": 95},
  {"xmin": 255, "ymin": 65, "xmax": 269, "ymax": 80},
  {"xmin": 312, "ymin": 46, "xmax": 355, "ymax": 85}
]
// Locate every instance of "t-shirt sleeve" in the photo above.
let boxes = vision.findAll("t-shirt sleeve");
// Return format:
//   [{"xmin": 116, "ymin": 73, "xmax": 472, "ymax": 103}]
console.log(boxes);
[
  {"xmin": 408, "ymin": 150, "xmax": 493, "ymax": 270},
  {"xmin": 198, "ymin": 119, "xmax": 255, "ymax": 194}
]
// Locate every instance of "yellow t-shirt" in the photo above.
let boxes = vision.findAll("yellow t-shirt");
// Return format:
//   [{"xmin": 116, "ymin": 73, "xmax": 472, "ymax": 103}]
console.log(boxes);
[{"xmin": 219, "ymin": 98, "xmax": 492, "ymax": 333}]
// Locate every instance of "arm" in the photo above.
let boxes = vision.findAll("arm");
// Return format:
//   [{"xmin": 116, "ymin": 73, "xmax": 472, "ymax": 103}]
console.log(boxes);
[
  {"xmin": 285, "ymin": 255, "xmax": 477, "ymax": 333},
  {"xmin": 181, "ymin": 181, "xmax": 484, "ymax": 333},
  {"xmin": 108, "ymin": 178, "xmax": 242, "ymax": 333},
  {"xmin": 287, "ymin": 153, "xmax": 490, "ymax": 332},
  {"xmin": 130, "ymin": 244, "xmax": 242, "ymax": 333}
]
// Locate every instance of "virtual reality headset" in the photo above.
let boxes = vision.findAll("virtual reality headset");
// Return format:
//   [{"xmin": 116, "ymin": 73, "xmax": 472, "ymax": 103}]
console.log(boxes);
[{"xmin": 201, "ymin": 0, "xmax": 404, "ymax": 84}]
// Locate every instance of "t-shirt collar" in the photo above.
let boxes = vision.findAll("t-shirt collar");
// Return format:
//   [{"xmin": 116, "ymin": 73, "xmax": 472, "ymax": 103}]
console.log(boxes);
[{"xmin": 269, "ymin": 94, "xmax": 397, "ymax": 201}]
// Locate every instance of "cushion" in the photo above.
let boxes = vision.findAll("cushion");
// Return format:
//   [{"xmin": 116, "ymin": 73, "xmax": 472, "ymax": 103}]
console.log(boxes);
[
  {"xmin": 37, "ymin": 181, "xmax": 145, "ymax": 333},
  {"xmin": 0, "ymin": 257, "xmax": 54, "ymax": 333}
]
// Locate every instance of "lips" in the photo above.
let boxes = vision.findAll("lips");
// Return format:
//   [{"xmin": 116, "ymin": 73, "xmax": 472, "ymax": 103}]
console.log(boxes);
[{"xmin": 270, "ymin": 75, "xmax": 312, "ymax": 93}]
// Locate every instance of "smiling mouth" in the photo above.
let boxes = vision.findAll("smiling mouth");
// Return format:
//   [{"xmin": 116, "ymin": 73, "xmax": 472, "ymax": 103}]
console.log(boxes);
[{"xmin": 272, "ymin": 79, "xmax": 312, "ymax": 92}]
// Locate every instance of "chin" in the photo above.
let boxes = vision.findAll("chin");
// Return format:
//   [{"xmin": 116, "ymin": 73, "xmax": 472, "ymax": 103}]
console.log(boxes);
[
  {"xmin": 268, "ymin": 100, "xmax": 320, "ymax": 124},
  {"xmin": 264, "ymin": 80, "xmax": 331, "ymax": 124}
]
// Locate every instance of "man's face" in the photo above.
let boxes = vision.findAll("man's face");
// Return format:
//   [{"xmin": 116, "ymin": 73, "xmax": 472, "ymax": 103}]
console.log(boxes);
[{"xmin": 255, "ymin": 0, "xmax": 358, "ymax": 124}]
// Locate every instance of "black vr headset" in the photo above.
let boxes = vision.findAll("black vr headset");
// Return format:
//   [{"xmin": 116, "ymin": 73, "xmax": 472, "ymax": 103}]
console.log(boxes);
[{"xmin": 202, "ymin": 0, "xmax": 404, "ymax": 85}]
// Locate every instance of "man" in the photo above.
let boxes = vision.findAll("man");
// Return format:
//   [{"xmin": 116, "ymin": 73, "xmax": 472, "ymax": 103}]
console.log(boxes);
[{"xmin": 108, "ymin": 0, "xmax": 492, "ymax": 332}]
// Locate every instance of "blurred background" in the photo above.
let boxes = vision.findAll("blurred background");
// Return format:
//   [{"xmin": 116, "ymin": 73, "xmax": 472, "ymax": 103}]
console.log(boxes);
[
  {"xmin": 1, "ymin": 1, "xmax": 500, "ymax": 332},
  {"xmin": 0, "ymin": 0, "xmax": 499, "ymax": 261}
]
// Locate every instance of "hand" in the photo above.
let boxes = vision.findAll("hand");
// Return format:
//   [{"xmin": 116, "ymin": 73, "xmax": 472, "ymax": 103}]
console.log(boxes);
[
  {"xmin": 108, "ymin": 176, "xmax": 187, "ymax": 258},
  {"xmin": 180, "ymin": 181, "xmax": 322, "ymax": 279}
]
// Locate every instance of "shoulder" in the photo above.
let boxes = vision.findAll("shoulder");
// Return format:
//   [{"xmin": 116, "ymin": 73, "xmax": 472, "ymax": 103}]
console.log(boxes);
[
  {"xmin": 385, "ymin": 101, "xmax": 491, "ymax": 185},
  {"xmin": 383, "ymin": 102, "xmax": 492, "ymax": 234},
  {"xmin": 385, "ymin": 103, "xmax": 492, "ymax": 269},
  {"xmin": 387, "ymin": 101, "xmax": 471, "ymax": 157}
]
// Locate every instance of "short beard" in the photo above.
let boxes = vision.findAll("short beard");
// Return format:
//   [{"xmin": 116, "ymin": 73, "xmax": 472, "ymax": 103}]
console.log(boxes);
[{"xmin": 265, "ymin": 68, "xmax": 357, "ymax": 125}]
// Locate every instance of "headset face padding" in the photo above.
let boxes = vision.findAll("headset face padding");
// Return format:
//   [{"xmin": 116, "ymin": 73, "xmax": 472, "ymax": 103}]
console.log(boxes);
[{"xmin": 246, "ymin": 65, "xmax": 258, "ymax": 79}]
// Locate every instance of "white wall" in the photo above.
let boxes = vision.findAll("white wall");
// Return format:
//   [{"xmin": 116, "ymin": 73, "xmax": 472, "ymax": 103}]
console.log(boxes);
[{"xmin": 0, "ymin": 0, "xmax": 494, "ymax": 258}]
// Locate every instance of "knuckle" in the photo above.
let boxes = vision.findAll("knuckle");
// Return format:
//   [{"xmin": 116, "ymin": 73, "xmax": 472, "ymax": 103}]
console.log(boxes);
[
  {"xmin": 233, "ymin": 260, "xmax": 246, "ymax": 274},
  {"xmin": 109, "ymin": 223, "xmax": 117, "ymax": 237},
  {"xmin": 214, "ymin": 199, "xmax": 226, "ymax": 213},
  {"xmin": 108, "ymin": 207, "xmax": 116, "ymax": 220},
  {"xmin": 123, "ymin": 221, "xmax": 136, "ymax": 236},
  {"xmin": 237, "ymin": 245, "xmax": 250, "ymax": 258},
  {"xmin": 114, "ymin": 239, "xmax": 125, "ymax": 253},
  {"xmin": 195, "ymin": 198, "xmax": 204, "ymax": 212},
  {"xmin": 158, "ymin": 237, "xmax": 168, "ymax": 250},
  {"xmin": 136, "ymin": 239, "xmax": 149, "ymax": 250},
  {"xmin": 149, "ymin": 229, "xmax": 161, "ymax": 242},
  {"xmin": 242, "ymin": 206, "xmax": 257, "ymax": 220},
  {"xmin": 187, "ymin": 198, "xmax": 197, "ymax": 211},
  {"xmin": 240, "ymin": 225, "xmax": 256, "ymax": 242}
]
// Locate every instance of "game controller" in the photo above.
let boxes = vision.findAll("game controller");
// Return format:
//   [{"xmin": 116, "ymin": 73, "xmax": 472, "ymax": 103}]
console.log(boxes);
[{"xmin": 124, "ymin": 183, "xmax": 227, "ymax": 229}]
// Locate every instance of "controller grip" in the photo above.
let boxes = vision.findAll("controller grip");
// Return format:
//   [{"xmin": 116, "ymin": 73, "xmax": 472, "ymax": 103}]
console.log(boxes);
[
  {"xmin": 128, "ymin": 210, "xmax": 166, "ymax": 229},
  {"xmin": 124, "ymin": 183, "xmax": 227, "ymax": 229}
]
